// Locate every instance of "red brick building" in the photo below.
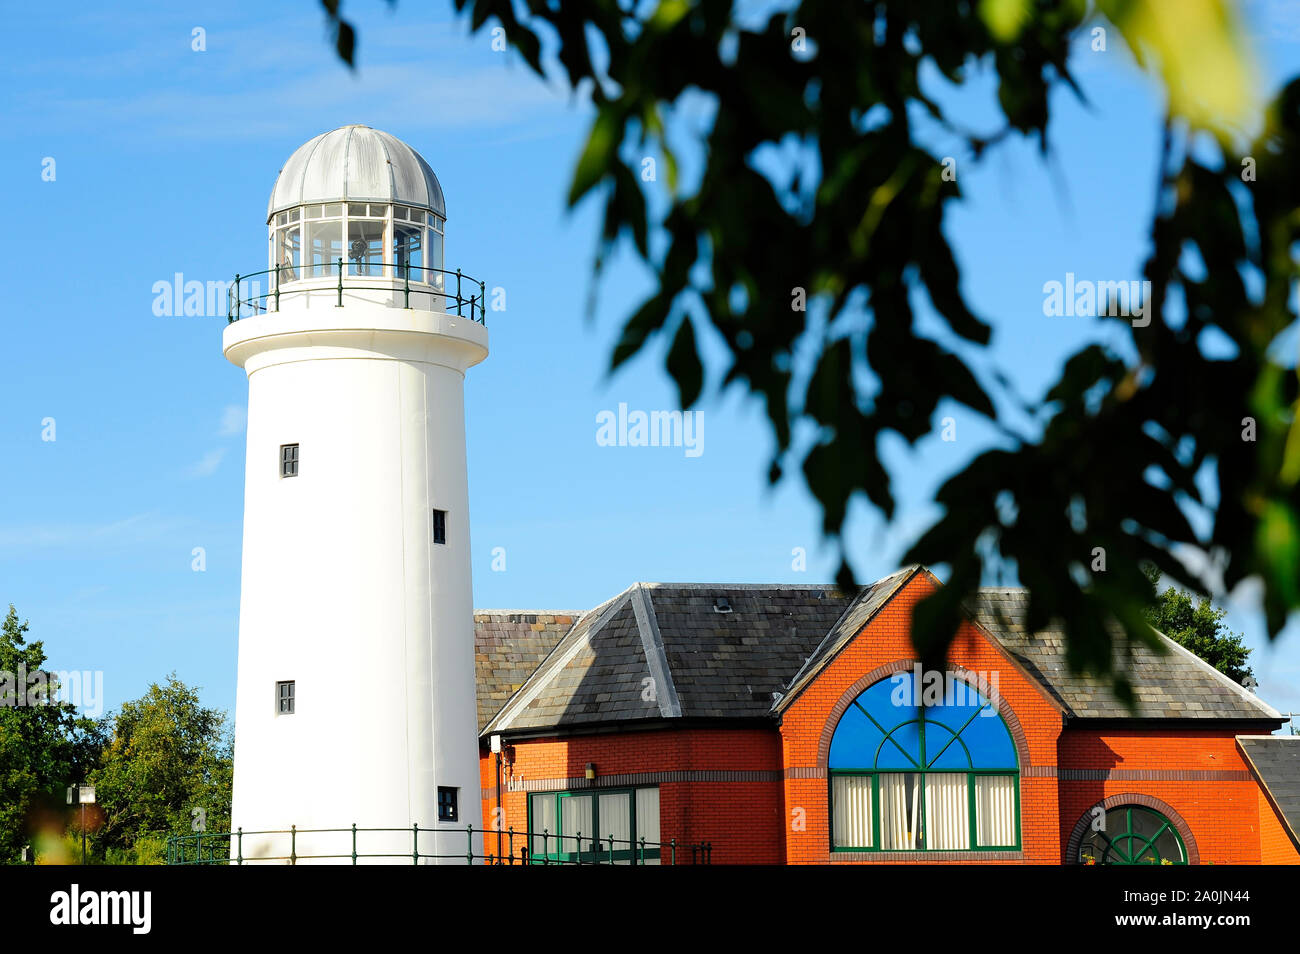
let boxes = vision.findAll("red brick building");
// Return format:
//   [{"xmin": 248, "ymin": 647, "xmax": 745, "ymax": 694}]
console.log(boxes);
[{"xmin": 474, "ymin": 567, "xmax": 1300, "ymax": 864}]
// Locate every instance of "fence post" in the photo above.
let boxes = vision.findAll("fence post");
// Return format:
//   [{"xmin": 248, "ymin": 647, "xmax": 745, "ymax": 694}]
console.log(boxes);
[
  {"xmin": 275, "ymin": 264, "xmax": 281, "ymax": 311},
  {"xmin": 234, "ymin": 274, "xmax": 241, "ymax": 321},
  {"xmin": 456, "ymin": 268, "xmax": 462, "ymax": 316},
  {"xmin": 351, "ymin": 824, "xmax": 357, "ymax": 865},
  {"xmin": 466, "ymin": 824, "xmax": 474, "ymax": 865},
  {"xmin": 479, "ymin": 280, "xmax": 486, "ymax": 323},
  {"xmin": 337, "ymin": 258, "xmax": 343, "ymax": 306},
  {"xmin": 670, "ymin": 837, "xmax": 676, "ymax": 866},
  {"xmin": 290, "ymin": 825, "xmax": 297, "ymax": 866},
  {"xmin": 507, "ymin": 827, "xmax": 515, "ymax": 865},
  {"xmin": 404, "ymin": 270, "xmax": 410, "ymax": 309},
  {"xmin": 608, "ymin": 835, "xmax": 614, "ymax": 865},
  {"xmin": 542, "ymin": 829, "xmax": 549, "ymax": 866},
  {"xmin": 413, "ymin": 823, "xmax": 419, "ymax": 865},
  {"xmin": 236, "ymin": 828, "xmax": 243, "ymax": 866}
]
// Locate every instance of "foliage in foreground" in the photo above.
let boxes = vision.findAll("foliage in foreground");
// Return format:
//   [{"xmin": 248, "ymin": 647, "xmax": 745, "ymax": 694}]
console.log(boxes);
[{"xmin": 320, "ymin": 0, "xmax": 1299, "ymax": 701}]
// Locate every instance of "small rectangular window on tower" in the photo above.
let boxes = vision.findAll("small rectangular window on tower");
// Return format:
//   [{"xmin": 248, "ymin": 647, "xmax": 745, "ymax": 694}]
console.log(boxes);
[
  {"xmin": 280, "ymin": 443, "xmax": 299, "ymax": 478},
  {"xmin": 432, "ymin": 509, "xmax": 447, "ymax": 545},
  {"xmin": 437, "ymin": 787, "xmax": 458, "ymax": 822},
  {"xmin": 276, "ymin": 680, "xmax": 295, "ymax": 715}
]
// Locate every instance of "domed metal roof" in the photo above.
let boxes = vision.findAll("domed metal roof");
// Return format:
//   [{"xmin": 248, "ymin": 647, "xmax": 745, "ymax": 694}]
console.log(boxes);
[{"xmin": 267, "ymin": 125, "xmax": 446, "ymax": 221}]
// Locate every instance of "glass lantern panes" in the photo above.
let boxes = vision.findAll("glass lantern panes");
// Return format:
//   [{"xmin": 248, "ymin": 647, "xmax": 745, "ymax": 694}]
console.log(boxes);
[
  {"xmin": 276, "ymin": 226, "xmax": 301, "ymax": 282},
  {"xmin": 347, "ymin": 213, "xmax": 386, "ymax": 276},
  {"xmin": 268, "ymin": 203, "xmax": 445, "ymax": 292},
  {"xmin": 307, "ymin": 217, "xmax": 342, "ymax": 277},
  {"xmin": 394, "ymin": 221, "xmax": 423, "ymax": 280}
]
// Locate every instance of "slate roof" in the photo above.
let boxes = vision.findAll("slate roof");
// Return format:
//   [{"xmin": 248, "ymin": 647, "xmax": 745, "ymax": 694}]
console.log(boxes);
[
  {"xmin": 474, "ymin": 610, "xmax": 577, "ymax": 731},
  {"xmin": 476, "ymin": 567, "xmax": 1282, "ymax": 735},
  {"xmin": 776, "ymin": 567, "xmax": 918, "ymax": 711},
  {"xmin": 480, "ymin": 583, "xmax": 854, "ymax": 735},
  {"xmin": 1237, "ymin": 736, "xmax": 1300, "ymax": 848},
  {"xmin": 966, "ymin": 588, "xmax": 1281, "ymax": 721}
]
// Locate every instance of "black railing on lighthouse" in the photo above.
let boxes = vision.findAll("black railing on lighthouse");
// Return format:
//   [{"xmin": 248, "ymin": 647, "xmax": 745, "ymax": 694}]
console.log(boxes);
[{"xmin": 226, "ymin": 261, "xmax": 487, "ymax": 324}]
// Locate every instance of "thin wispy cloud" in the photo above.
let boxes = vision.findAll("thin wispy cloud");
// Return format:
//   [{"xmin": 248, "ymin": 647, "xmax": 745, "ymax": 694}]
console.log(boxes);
[
  {"xmin": 0, "ymin": 512, "xmax": 189, "ymax": 551},
  {"xmin": 186, "ymin": 448, "xmax": 226, "ymax": 478},
  {"xmin": 2, "ymin": 14, "xmax": 569, "ymax": 146},
  {"xmin": 218, "ymin": 405, "xmax": 246, "ymax": 437}
]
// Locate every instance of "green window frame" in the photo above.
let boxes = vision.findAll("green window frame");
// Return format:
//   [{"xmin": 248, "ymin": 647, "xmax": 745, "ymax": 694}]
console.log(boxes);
[
  {"xmin": 1078, "ymin": 806, "xmax": 1188, "ymax": 865},
  {"xmin": 526, "ymin": 787, "xmax": 658, "ymax": 864},
  {"xmin": 828, "ymin": 679, "xmax": 1021, "ymax": 853}
]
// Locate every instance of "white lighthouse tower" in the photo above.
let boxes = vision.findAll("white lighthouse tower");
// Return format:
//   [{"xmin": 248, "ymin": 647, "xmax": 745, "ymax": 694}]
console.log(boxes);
[{"xmin": 224, "ymin": 126, "xmax": 487, "ymax": 863}]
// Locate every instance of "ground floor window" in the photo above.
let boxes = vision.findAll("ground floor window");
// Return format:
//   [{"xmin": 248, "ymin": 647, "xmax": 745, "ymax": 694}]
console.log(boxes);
[
  {"xmin": 527, "ymin": 787, "xmax": 660, "ymax": 864},
  {"xmin": 1078, "ymin": 805, "xmax": 1187, "ymax": 865}
]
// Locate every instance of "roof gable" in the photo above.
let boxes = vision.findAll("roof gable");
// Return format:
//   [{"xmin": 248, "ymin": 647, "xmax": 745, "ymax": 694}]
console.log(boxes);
[{"xmin": 772, "ymin": 567, "xmax": 919, "ymax": 715}]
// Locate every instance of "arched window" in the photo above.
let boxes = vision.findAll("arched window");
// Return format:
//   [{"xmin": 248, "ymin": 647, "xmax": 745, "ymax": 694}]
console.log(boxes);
[
  {"xmin": 829, "ymin": 674, "xmax": 1019, "ymax": 852},
  {"xmin": 1078, "ymin": 806, "xmax": 1187, "ymax": 865}
]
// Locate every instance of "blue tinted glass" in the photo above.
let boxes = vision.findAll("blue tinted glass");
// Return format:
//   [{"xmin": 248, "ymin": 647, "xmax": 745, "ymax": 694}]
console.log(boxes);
[
  {"xmin": 930, "ymin": 697, "xmax": 984, "ymax": 726},
  {"xmin": 875, "ymin": 720, "xmax": 922, "ymax": 768},
  {"xmin": 956, "ymin": 708, "xmax": 1017, "ymax": 768},
  {"xmin": 860, "ymin": 677, "xmax": 914, "ymax": 726},
  {"xmin": 923, "ymin": 722, "xmax": 971, "ymax": 769},
  {"xmin": 830, "ymin": 678, "xmax": 1017, "ymax": 771},
  {"xmin": 828, "ymin": 704, "xmax": 885, "ymax": 769}
]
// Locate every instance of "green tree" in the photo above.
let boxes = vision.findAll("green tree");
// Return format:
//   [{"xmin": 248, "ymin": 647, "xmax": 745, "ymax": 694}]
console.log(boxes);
[
  {"xmin": 1142, "ymin": 567, "xmax": 1253, "ymax": 684},
  {"xmin": 88, "ymin": 675, "xmax": 233, "ymax": 864},
  {"xmin": 0, "ymin": 605, "xmax": 104, "ymax": 864},
  {"xmin": 319, "ymin": 1, "xmax": 1300, "ymax": 700}
]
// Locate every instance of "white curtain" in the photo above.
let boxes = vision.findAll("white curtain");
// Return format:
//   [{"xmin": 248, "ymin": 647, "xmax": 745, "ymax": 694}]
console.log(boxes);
[
  {"xmin": 530, "ymin": 794, "xmax": 556, "ymax": 858},
  {"xmin": 924, "ymin": 774, "xmax": 970, "ymax": 850},
  {"xmin": 561, "ymin": 795, "xmax": 594, "ymax": 855},
  {"xmin": 975, "ymin": 776, "xmax": 1017, "ymax": 847},
  {"xmin": 598, "ymin": 793, "xmax": 632, "ymax": 864},
  {"xmin": 635, "ymin": 788, "xmax": 661, "ymax": 865},
  {"xmin": 832, "ymin": 775, "xmax": 873, "ymax": 848},
  {"xmin": 879, "ymin": 773, "xmax": 922, "ymax": 850}
]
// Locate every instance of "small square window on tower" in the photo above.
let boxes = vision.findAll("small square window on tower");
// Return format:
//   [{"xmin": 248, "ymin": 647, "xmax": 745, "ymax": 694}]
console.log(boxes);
[
  {"xmin": 432, "ymin": 509, "xmax": 447, "ymax": 545},
  {"xmin": 276, "ymin": 680, "xmax": 295, "ymax": 714},
  {"xmin": 437, "ymin": 787, "xmax": 458, "ymax": 822},
  {"xmin": 280, "ymin": 443, "xmax": 299, "ymax": 478}
]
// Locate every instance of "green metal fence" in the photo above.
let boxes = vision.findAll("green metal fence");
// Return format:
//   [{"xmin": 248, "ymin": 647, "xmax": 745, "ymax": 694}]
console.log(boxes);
[
  {"xmin": 226, "ymin": 261, "xmax": 487, "ymax": 324},
  {"xmin": 166, "ymin": 825, "xmax": 712, "ymax": 865}
]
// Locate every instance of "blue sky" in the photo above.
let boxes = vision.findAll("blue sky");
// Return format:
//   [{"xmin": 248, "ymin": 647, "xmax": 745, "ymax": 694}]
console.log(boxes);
[{"xmin": 1, "ymin": 0, "xmax": 1298, "ymax": 725}]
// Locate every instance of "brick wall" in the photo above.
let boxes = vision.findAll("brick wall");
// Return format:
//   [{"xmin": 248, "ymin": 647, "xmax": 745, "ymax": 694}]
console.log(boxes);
[
  {"xmin": 1257, "ymin": 786, "xmax": 1300, "ymax": 864},
  {"xmin": 1058, "ymin": 729, "xmax": 1264, "ymax": 864},
  {"xmin": 479, "ymin": 726, "xmax": 785, "ymax": 864}
]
